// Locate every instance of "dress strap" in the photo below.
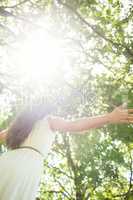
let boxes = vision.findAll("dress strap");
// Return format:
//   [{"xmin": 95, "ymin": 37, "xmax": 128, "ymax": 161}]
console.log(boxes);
[{"xmin": 17, "ymin": 146, "xmax": 44, "ymax": 157}]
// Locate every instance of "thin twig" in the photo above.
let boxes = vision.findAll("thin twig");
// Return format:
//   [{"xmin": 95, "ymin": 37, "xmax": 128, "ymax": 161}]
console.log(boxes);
[{"xmin": 0, "ymin": 0, "xmax": 29, "ymax": 9}]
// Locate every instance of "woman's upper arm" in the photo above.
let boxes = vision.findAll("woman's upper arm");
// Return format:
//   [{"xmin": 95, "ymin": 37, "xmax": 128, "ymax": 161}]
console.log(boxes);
[{"xmin": 48, "ymin": 116, "xmax": 85, "ymax": 133}]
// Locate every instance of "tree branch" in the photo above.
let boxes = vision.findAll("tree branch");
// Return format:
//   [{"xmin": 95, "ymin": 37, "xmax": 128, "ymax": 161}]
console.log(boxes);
[
  {"xmin": 0, "ymin": 0, "xmax": 30, "ymax": 9},
  {"xmin": 53, "ymin": 175, "xmax": 73, "ymax": 200},
  {"xmin": 57, "ymin": 0, "xmax": 133, "ymax": 58},
  {"xmin": 0, "ymin": 23, "xmax": 16, "ymax": 37},
  {"xmin": 47, "ymin": 163, "xmax": 73, "ymax": 179},
  {"xmin": 126, "ymin": 150, "xmax": 133, "ymax": 195},
  {"xmin": 113, "ymin": 151, "xmax": 133, "ymax": 199}
]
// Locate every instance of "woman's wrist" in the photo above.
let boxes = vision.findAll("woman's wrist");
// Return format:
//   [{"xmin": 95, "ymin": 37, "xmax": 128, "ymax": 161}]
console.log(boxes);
[{"xmin": 105, "ymin": 113, "xmax": 113, "ymax": 124}]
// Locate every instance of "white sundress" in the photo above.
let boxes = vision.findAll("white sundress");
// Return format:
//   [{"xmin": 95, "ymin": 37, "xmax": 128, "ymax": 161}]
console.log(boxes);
[{"xmin": 0, "ymin": 116, "xmax": 56, "ymax": 200}]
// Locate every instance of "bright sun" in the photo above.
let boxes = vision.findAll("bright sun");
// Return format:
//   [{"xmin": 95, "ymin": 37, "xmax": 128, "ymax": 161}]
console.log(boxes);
[{"xmin": 10, "ymin": 29, "xmax": 67, "ymax": 84}]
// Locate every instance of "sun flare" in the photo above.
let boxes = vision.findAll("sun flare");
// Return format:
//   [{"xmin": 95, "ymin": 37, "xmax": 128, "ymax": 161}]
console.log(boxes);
[{"xmin": 10, "ymin": 29, "xmax": 67, "ymax": 84}]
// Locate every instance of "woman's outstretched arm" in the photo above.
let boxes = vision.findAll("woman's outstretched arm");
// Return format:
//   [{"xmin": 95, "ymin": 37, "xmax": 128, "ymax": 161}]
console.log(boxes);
[
  {"xmin": 0, "ymin": 129, "xmax": 8, "ymax": 142},
  {"xmin": 49, "ymin": 105, "xmax": 133, "ymax": 133}
]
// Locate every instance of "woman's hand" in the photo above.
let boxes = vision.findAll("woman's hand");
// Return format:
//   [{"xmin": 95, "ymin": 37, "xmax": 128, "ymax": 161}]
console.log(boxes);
[
  {"xmin": 108, "ymin": 104, "xmax": 133, "ymax": 124},
  {"xmin": 0, "ymin": 129, "xmax": 8, "ymax": 142}
]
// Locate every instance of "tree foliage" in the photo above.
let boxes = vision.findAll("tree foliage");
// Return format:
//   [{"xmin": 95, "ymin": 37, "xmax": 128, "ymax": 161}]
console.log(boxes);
[{"xmin": 0, "ymin": 0, "xmax": 133, "ymax": 199}]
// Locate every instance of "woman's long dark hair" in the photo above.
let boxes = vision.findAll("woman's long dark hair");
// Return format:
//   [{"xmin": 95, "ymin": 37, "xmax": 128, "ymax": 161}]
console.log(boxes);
[{"xmin": 6, "ymin": 103, "xmax": 56, "ymax": 149}]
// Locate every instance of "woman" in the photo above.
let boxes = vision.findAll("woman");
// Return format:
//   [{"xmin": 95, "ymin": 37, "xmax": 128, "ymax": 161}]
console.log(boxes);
[{"xmin": 0, "ymin": 103, "xmax": 133, "ymax": 200}]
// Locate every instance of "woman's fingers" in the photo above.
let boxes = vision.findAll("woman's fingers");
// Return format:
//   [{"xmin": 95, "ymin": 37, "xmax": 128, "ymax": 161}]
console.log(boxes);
[
  {"xmin": 120, "ymin": 119, "xmax": 133, "ymax": 123},
  {"xmin": 129, "ymin": 115, "xmax": 133, "ymax": 119},
  {"xmin": 110, "ymin": 106, "xmax": 133, "ymax": 124},
  {"xmin": 120, "ymin": 109, "xmax": 133, "ymax": 113},
  {"xmin": 121, "ymin": 109, "xmax": 133, "ymax": 114},
  {"xmin": 121, "ymin": 113, "xmax": 133, "ymax": 119},
  {"xmin": 128, "ymin": 109, "xmax": 133, "ymax": 113},
  {"xmin": 119, "ymin": 120, "xmax": 129, "ymax": 124},
  {"xmin": 120, "ymin": 114, "xmax": 132, "ymax": 119}
]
